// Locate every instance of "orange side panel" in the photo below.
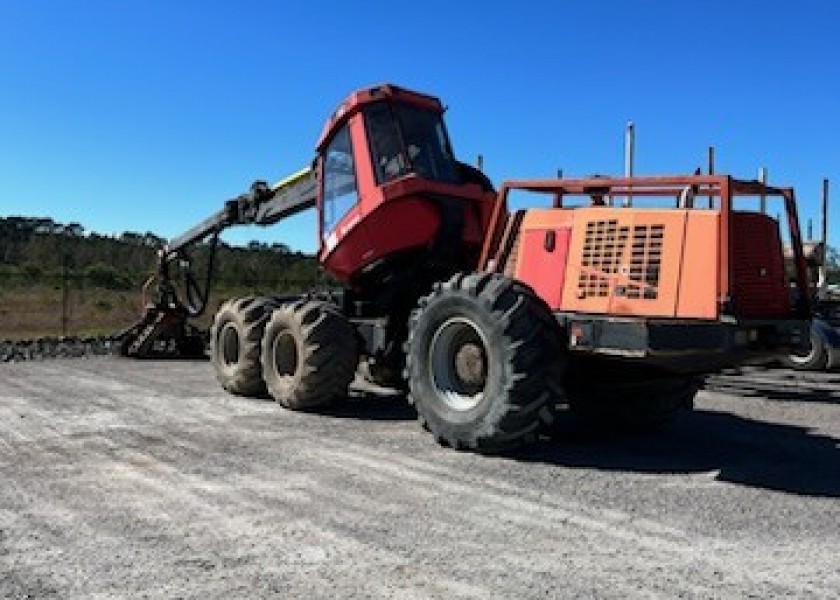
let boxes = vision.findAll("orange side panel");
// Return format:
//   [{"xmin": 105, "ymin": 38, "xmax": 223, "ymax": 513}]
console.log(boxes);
[
  {"xmin": 512, "ymin": 209, "xmax": 575, "ymax": 309},
  {"xmin": 676, "ymin": 212, "xmax": 720, "ymax": 319},
  {"xmin": 561, "ymin": 208, "xmax": 691, "ymax": 318}
]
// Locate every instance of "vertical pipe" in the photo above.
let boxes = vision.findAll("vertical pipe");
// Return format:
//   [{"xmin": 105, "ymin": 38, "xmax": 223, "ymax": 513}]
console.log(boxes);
[
  {"xmin": 818, "ymin": 178, "xmax": 829, "ymax": 298},
  {"xmin": 785, "ymin": 189, "xmax": 811, "ymax": 315},
  {"xmin": 707, "ymin": 146, "xmax": 715, "ymax": 208},
  {"xmin": 822, "ymin": 178, "xmax": 829, "ymax": 255},
  {"xmin": 476, "ymin": 154, "xmax": 484, "ymax": 171},
  {"xmin": 759, "ymin": 167, "xmax": 767, "ymax": 214},
  {"xmin": 553, "ymin": 169, "xmax": 564, "ymax": 207},
  {"xmin": 624, "ymin": 121, "xmax": 634, "ymax": 207}
]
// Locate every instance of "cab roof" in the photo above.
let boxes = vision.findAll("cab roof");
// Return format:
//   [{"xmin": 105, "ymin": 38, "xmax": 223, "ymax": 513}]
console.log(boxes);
[{"xmin": 316, "ymin": 83, "xmax": 444, "ymax": 151}]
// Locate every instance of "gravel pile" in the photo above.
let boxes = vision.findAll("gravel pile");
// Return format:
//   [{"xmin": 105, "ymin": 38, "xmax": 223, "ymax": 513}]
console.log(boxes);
[{"xmin": 0, "ymin": 336, "xmax": 121, "ymax": 362}]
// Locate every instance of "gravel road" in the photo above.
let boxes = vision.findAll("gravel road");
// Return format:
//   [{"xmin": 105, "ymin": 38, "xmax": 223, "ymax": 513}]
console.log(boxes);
[{"xmin": 1, "ymin": 358, "xmax": 839, "ymax": 598}]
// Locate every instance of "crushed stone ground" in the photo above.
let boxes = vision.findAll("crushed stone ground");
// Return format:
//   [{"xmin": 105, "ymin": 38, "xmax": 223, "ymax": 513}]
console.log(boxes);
[{"xmin": 1, "ymin": 358, "xmax": 839, "ymax": 598}]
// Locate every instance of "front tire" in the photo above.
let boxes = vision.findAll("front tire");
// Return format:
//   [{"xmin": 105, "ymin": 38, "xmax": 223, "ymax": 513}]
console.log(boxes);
[
  {"xmin": 210, "ymin": 296, "xmax": 277, "ymax": 396},
  {"xmin": 261, "ymin": 299, "xmax": 358, "ymax": 410},
  {"xmin": 405, "ymin": 273, "xmax": 564, "ymax": 453}
]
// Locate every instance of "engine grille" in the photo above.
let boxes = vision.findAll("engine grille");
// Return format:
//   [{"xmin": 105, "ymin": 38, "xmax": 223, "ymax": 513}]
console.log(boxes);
[
  {"xmin": 578, "ymin": 220, "xmax": 626, "ymax": 297},
  {"xmin": 577, "ymin": 219, "xmax": 664, "ymax": 300},
  {"xmin": 627, "ymin": 224, "xmax": 664, "ymax": 300}
]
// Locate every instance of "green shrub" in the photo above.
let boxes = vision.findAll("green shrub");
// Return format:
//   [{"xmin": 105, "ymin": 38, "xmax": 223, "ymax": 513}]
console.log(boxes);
[
  {"xmin": 21, "ymin": 263, "xmax": 42, "ymax": 278},
  {"xmin": 84, "ymin": 263, "xmax": 132, "ymax": 290},
  {"xmin": 94, "ymin": 299, "xmax": 113, "ymax": 311}
]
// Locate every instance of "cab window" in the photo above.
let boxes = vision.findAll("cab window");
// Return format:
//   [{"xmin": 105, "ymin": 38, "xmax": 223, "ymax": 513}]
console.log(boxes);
[
  {"xmin": 322, "ymin": 124, "xmax": 358, "ymax": 238},
  {"xmin": 397, "ymin": 105, "xmax": 458, "ymax": 183},
  {"xmin": 365, "ymin": 102, "xmax": 459, "ymax": 185},
  {"xmin": 366, "ymin": 103, "xmax": 408, "ymax": 183}
]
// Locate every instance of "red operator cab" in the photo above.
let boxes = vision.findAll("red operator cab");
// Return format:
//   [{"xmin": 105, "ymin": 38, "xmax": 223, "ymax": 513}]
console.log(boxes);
[{"xmin": 314, "ymin": 84, "xmax": 498, "ymax": 286}]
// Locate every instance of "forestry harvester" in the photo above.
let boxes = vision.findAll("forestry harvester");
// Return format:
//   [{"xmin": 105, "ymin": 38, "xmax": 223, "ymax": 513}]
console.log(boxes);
[{"xmin": 120, "ymin": 84, "xmax": 811, "ymax": 451}]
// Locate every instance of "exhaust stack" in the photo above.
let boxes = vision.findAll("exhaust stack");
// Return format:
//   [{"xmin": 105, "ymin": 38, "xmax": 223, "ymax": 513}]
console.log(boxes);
[
  {"xmin": 817, "ymin": 178, "xmax": 830, "ymax": 299},
  {"xmin": 623, "ymin": 121, "xmax": 635, "ymax": 207}
]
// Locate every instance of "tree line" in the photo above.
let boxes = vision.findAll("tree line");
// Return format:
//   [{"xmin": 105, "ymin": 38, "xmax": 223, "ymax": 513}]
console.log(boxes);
[
  {"xmin": 0, "ymin": 215, "xmax": 837, "ymax": 290},
  {"xmin": 0, "ymin": 217, "xmax": 321, "ymax": 291}
]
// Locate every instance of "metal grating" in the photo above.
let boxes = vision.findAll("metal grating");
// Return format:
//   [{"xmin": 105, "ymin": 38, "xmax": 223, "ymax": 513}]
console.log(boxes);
[
  {"xmin": 626, "ymin": 224, "xmax": 663, "ymax": 299},
  {"xmin": 577, "ymin": 220, "xmax": 663, "ymax": 300},
  {"xmin": 578, "ymin": 220, "xmax": 628, "ymax": 297}
]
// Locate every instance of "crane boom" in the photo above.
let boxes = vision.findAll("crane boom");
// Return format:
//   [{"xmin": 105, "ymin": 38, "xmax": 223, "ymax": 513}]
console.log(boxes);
[
  {"xmin": 166, "ymin": 167, "xmax": 317, "ymax": 257},
  {"xmin": 118, "ymin": 166, "xmax": 318, "ymax": 357}
]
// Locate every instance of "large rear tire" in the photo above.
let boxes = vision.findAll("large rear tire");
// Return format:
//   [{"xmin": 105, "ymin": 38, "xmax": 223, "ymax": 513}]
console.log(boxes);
[
  {"xmin": 261, "ymin": 299, "xmax": 358, "ymax": 410},
  {"xmin": 405, "ymin": 273, "xmax": 564, "ymax": 453},
  {"xmin": 210, "ymin": 296, "xmax": 278, "ymax": 396}
]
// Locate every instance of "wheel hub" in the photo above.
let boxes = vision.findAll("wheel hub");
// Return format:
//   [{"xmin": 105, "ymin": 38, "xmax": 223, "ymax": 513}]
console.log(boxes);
[
  {"xmin": 220, "ymin": 323, "xmax": 240, "ymax": 367},
  {"xmin": 454, "ymin": 342, "xmax": 486, "ymax": 389},
  {"xmin": 429, "ymin": 317, "xmax": 489, "ymax": 411},
  {"xmin": 272, "ymin": 331, "xmax": 299, "ymax": 378}
]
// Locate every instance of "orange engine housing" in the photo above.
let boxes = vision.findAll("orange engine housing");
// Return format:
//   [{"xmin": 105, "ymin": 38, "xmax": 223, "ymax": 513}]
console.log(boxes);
[{"xmin": 498, "ymin": 207, "xmax": 791, "ymax": 321}]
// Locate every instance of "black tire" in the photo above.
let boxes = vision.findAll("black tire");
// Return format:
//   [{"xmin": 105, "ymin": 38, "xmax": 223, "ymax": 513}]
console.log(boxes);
[
  {"xmin": 405, "ymin": 272, "xmax": 564, "ymax": 453},
  {"xmin": 567, "ymin": 369, "xmax": 700, "ymax": 431},
  {"xmin": 783, "ymin": 327, "xmax": 828, "ymax": 371},
  {"xmin": 261, "ymin": 299, "xmax": 358, "ymax": 410},
  {"xmin": 210, "ymin": 296, "xmax": 277, "ymax": 396}
]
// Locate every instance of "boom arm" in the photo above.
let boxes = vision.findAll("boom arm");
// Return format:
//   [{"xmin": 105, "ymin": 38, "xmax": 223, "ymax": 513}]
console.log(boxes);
[
  {"xmin": 118, "ymin": 166, "xmax": 318, "ymax": 358},
  {"xmin": 166, "ymin": 167, "xmax": 317, "ymax": 257}
]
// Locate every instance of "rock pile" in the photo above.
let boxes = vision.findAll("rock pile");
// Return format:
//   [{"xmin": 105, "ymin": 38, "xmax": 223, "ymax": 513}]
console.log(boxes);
[{"xmin": 0, "ymin": 336, "xmax": 121, "ymax": 362}]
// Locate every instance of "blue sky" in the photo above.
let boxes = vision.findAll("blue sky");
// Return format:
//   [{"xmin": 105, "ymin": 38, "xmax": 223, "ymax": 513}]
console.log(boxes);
[{"xmin": 1, "ymin": 0, "xmax": 838, "ymax": 251}]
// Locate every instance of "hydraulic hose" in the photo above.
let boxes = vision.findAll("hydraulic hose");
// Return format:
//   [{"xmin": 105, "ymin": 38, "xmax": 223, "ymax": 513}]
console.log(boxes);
[{"xmin": 183, "ymin": 231, "xmax": 221, "ymax": 318}]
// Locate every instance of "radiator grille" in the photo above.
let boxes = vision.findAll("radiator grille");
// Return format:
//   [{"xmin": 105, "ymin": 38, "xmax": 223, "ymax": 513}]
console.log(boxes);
[
  {"xmin": 627, "ymin": 225, "xmax": 664, "ymax": 299},
  {"xmin": 578, "ymin": 220, "xmax": 628, "ymax": 297},
  {"xmin": 577, "ymin": 220, "xmax": 663, "ymax": 300}
]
